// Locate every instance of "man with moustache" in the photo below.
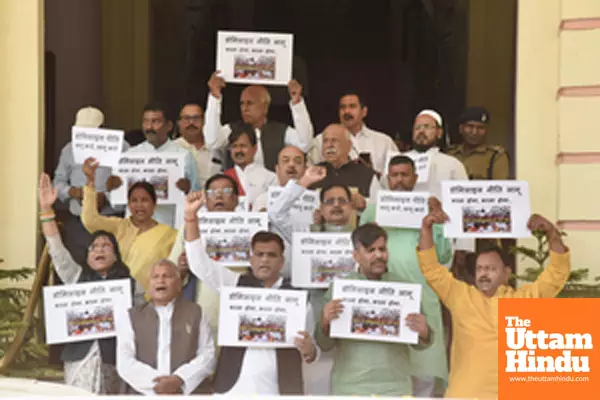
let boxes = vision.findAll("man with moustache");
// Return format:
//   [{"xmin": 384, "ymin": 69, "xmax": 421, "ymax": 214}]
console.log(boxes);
[
  {"xmin": 183, "ymin": 192, "xmax": 318, "ymax": 395},
  {"xmin": 360, "ymin": 155, "xmax": 451, "ymax": 397},
  {"xmin": 222, "ymin": 125, "xmax": 277, "ymax": 210},
  {"xmin": 310, "ymin": 123, "xmax": 381, "ymax": 202},
  {"xmin": 116, "ymin": 259, "xmax": 216, "ymax": 395},
  {"xmin": 105, "ymin": 102, "xmax": 201, "ymax": 227},
  {"xmin": 174, "ymin": 103, "xmax": 223, "ymax": 188},
  {"xmin": 253, "ymin": 145, "xmax": 308, "ymax": 212},
  {"xmin": 309, "ymin": 92, "xmax": 398, "ymax": 174},
  {"xmin": 317, "ymin": 223, "xmax": 432, "ymax": 396},
  {"xmin": 204, "ymin": 72, "xmax": 313, "ymax": 171},
  {"xmin": 168, "ymin": 174, "xmax": 240, "ymax": 339},
  {"xmin": 417, "ymin": 199, "xmax": 570, "ymax": 399}
]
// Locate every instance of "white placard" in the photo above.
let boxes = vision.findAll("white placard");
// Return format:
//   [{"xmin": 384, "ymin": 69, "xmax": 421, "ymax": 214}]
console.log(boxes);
[
  {"xmin": 375, "ymin": 190, "xmax": 430, "ymax": 229},
  {"xmin": 72, "ymin": 127, "xmax": 124, "ymax": 167},
  {"xmin": 197, "ymin": 212, "xmax": 269, "ymax": 267},
  {"xmin": 43, "ymin": 279, "xmax": 132, "ymax": 344},
  {"xmin": 216, "ymin": 31, "xmax": 293, "ymax": 86},
  {"xmin": 110, "ymin": 153, "xmax": 185, "ymax": 205},
  {"xmin": 383, "ymin": 151, "xmax": 431, "ymax": 183},
  {"xmin": 218, "ymin": 286, "xmax": 307, "ymax": 348},
  {"xmin": 291, "ymin": 232, "xmax": 355, "ymax": 288},
  {"xmin": 441, "ymin": 180, "xmax": 531, "ymax": 238},
  {"xmin": 268, "ymin": 187, "xmax": 319, "ymax": 227},
  {"xmin": 330, "ymin": 279, "xmax": 422, "ymax": 344}
]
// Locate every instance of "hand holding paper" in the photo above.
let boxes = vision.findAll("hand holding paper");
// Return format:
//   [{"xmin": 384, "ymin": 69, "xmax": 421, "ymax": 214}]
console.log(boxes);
[
  {"xmin": 82, "ymin": 157, "xmax": 100, "ymax": 187},
  {"xmin": 294, "ymin": 331, "xmax": 316, "ymax": 363},
  {"xmin": 176, "ymin": 178, "xmax": 191, "ymax": 194},
  {"xmin": 405, "ymin": 313, "xmax": 429, "ymax": 342},
  {"xmin": 105, "ymin": 175, "xmax": 123, "ymax": 192},
  {"xmin": 351, "ymin": 192, "xmax": 366, "ymax": 211},
  {"xmin": 321, "ymin": 299, "xmax": 344, "ymax": 334}
]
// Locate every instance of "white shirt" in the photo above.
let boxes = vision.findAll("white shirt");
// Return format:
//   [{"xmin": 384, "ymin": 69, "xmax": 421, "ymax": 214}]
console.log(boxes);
[
  {"xmin": 232, "ymin": 163, "xmax": 278, "ymax": 210},
  {"xmin": 174, "ymin": 137, "xmax": 223, "ymax": 188},
  {"xmin": 116, "ymin": 299, "xmax": 216, "ymax": 395},
  {"xmin": 184, "ymin": 237, "xmax": 319, "ymax": 395},
  {"xmin": 126, "ymin": 139, "xmax": 201, "ymax": 227},
  {"xmin": 308, "ymin": 124, "xmax": 398, "ymax": 173},
  {"xmin": 407, "ymin": 147, "xmax": 474, "ymax": 252},
  {"xmin": 203, "ymin": 94, "xmax": 314, "ymax": 168}
]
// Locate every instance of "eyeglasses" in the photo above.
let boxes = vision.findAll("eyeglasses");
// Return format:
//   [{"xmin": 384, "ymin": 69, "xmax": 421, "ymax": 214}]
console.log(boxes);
[
  {"xmin": 323, "ymin": 197, "xmax": 349, "ymax": 206},
  {"xmin": 88, "ymin": 243, "xmax": 113, "ymax": 252},
  {"xmin": 206, "ymin": 188, "xmax": 235, "ymax": 198},
  {"xmin": 180, "ymin": 115, "xmax": 203, "ymax": 123}
]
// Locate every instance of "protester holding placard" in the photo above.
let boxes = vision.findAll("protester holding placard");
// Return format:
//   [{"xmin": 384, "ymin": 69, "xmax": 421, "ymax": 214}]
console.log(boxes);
[
  {"xmin": 310, "ymin": 123, "xmax": 381, "ymax": 200},
  {"xmin": 203, "ymin": 71, "xmax": 314, "ymax": 172},
  {"xmin": 316, "ymin": 223, "xmax": 431, "ymax": 396},
  {"xmin": 222, "ymin": 124, "xmax": 277, "ymax": 210},
  {"xmin": 115, "ymin": 260, "xmax": 216, "ymax": 395},
  {"xmin": 80, "ymin": 158, "xmax": 177, "ymax": 302},
  {"xmin": 309, "ymin": 92, "xmax": 398, "ymax": 174},
  {"xmin": 174, "ymin": 103, "xmax": 223, "ymax": 188},
  {"xmin": 253, "ymin": 145, "xmax": 308, "ymax": 212},
  {"xmin": 168, "ymin": 173, "xmax": 241, "ymax": 339},
  {"xmin": 360, "ymin": 155, "xmax": 451, "ymax": 397},
  {"xmin": 417, "ymin": 198, "xmax": 570, "ymax": 399},
  {"xmin": 53, "ymin": 107, "xmax": 128, "ymax": 265},
  {"xmin": 39, "ymin": 173, "xmax": 132, "ymax": 394},
  {"xmin": 183, "ymin": 191, "xmax": 318, "ymax": 395},
  {"xmin": 105, "ymin": 102, "xmax": 201, "ymax": 227}
]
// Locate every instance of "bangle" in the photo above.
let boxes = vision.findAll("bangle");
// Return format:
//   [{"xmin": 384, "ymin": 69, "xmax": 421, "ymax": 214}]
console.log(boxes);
[
  {"xmin": 39, "ymin": 211, "xmax": 55, "ymax": 218},
  {"xmin": 40, "ymin": 216, "xmax": 56, "ymax": 223}
]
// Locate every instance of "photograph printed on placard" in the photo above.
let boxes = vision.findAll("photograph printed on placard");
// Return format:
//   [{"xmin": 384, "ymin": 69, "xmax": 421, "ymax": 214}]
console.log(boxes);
[
  {"xmin": 350, "ymin": 306, "xmax": 401, "ymax": 337},
  {"xmin": 234, "ymin": 55, "xmax": 276, "ymax": 80},
  {"xmin": 238, "ymin": 314, "xmax": 286, "ymax": 343},
  {"xmin": 205, "ymin": 236, "xmax": 252, "ymax": 263},
  {"xmin": 462, "ymin": 205, "xmax": 511, "ymax": 233},
  {"xmin": 66, "ymin": 306, "xmax": 115, "ymax": 337},
  {"xmin": 310, "ymin": 256, "xmax": 355, "ymax": 284}
]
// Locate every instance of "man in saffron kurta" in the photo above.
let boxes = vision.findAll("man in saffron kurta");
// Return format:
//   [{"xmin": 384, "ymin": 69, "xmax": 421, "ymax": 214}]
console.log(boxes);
[{"xmin": 417, "ymin": 199, "xmax": 570, "ymax": 399}]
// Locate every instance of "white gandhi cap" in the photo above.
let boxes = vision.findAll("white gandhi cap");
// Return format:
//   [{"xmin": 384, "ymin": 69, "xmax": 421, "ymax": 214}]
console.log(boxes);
[
  {"xmin": 417, "ymin": 109, "xmax": 443, "ymax": 127},
  {"xmin": 75, "ymin": 106, "xmax": 104, "ymax": 128}
]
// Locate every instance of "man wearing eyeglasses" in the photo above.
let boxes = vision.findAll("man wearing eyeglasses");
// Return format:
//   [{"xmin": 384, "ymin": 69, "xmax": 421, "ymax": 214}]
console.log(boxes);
[
  {"xmin": 168, "ymin": 174, "xmax": 241, "ymax": 343},
  {"xmin": 175, "ymin": 103, "xmax": 224, "ymax": 188}
]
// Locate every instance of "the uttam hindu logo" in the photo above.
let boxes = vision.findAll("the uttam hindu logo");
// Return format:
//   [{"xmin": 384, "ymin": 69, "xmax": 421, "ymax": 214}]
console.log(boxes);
[
  {"xmin": 504, "ymin": 315, "xmax": 592, "ymax": 373},
  {"xmin": 498, "ymin": 298, "xmax": 600, "ymax": 400}
]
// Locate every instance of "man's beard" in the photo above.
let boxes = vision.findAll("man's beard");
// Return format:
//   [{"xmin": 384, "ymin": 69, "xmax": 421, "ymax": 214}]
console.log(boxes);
[{"xmin": 412, "ymin": 140, "xmax": 436, "ymax": 153}]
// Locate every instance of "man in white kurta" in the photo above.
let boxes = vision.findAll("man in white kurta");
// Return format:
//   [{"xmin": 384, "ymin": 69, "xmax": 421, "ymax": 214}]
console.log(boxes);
[
  {"xmin": 309, "ymin": 93, "xmax": 398, "ymax": 174},
  {"xmin": 115, "ymin": 260, "xmax": 215, "ymax": 395},
  {"xmin": 203, "ymin": 72, "xmax": 313, "ymax": 171}
]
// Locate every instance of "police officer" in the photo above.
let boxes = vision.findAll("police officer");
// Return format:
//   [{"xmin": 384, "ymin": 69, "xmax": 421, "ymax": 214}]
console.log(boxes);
[{"xmin": 448, "ymin": 106, "xmax": 510, "ymax": 180}]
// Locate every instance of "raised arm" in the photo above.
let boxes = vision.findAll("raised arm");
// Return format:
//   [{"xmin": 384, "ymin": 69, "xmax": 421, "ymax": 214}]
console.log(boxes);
[
  {"xmin": 203, "ymin": 71, "xmax": 230, "ymax": 151},
  {"xmin": 183, "ymin": 191, "xmax": 239, "ymax": 292},
  {"xmin": 516, "ymin": 214, "xmax": 570, "ymax": 298},
  {"xmin": 39, "ymin": 173, "xmax": 82, "ymax": 284},
  {"xmin": 417, "ymin": 197, "xmax": 470, "ymax": 310},
  {"xmin": 285, "ymin": 80, "xmax": 313, "ymax": 152},
  {"xmin": 268, "ymin": 166, "xmax": 327, "ymax": 243},
  {"xmin": 80, "ymin": 157, "xmax": 122, "ymax": 235}
]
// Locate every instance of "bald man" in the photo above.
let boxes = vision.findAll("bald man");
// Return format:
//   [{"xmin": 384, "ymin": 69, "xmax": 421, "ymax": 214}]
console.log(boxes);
[
  {"xmin": 203, "ymin": 71, "xmax": 314, "ymax": 172},
  {"xmin": 310, "ymin": 124, "xmax": 381, "ymax": 200}
]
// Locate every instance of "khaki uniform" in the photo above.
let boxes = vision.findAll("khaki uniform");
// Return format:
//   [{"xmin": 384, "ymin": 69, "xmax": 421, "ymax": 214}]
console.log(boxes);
[{"xmin": 447, "ymin": 144, "xmax": 510, "ymax": 180}]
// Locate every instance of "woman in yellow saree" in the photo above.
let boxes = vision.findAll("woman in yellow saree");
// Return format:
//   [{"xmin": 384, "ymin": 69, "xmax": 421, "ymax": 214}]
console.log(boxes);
[{"xmin": 80, "ymin": 158, "xmax": 177, "ymax": 296}]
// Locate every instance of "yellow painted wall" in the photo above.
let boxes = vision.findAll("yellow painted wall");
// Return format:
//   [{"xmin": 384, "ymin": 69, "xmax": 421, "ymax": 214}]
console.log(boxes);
[
  {"xmin": 0, "ymin": 0, "xmax": 44, "ymax": 272},
  {"xmin": 516, "ymin": 0, "xmax": 600, "ymax": 280}
]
